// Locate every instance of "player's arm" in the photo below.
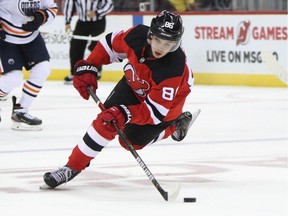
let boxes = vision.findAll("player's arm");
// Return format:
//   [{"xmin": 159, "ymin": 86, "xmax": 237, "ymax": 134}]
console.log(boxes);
[
  {"xmin": 22, "ymin": 1, "xmax": 58, "ymax": 32},
  {"xmin": 73, "ymin": 28, "xmax": 133, "ymax": 100},
  {"xmin": 86, "ymin": 28, "xmax": 134, "ymax": 68},
  {"xmin": 41, "ymin": 0, "xmax": 58, "ymax": 24}
]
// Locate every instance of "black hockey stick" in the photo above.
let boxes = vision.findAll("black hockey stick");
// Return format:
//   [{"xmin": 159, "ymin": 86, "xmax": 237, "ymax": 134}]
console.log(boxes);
[{"xmin": 87, "ymin": 86, "xmax": 180, "ymax": 201}]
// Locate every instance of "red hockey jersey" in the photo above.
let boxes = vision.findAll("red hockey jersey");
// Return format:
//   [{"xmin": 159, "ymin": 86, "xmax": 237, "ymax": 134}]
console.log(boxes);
[{"xmin": 87, "ymin": 25, "xmax": 194, "ymax": 125}]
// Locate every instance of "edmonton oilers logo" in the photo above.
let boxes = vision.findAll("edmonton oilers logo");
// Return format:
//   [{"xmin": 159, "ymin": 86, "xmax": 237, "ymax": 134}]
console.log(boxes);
[
  {"xmin": 8, "ymin": 58, "xmax": 15, "ymax": 65},
  {"xmin": 18, "ymin": 0, "xmax": 41, "ymax": 16}
]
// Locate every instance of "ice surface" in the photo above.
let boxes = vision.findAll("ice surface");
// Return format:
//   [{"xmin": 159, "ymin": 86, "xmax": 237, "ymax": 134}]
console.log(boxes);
[{"xmin": 0, "ymin": 82, "xmax": 287, "ymax": 216}]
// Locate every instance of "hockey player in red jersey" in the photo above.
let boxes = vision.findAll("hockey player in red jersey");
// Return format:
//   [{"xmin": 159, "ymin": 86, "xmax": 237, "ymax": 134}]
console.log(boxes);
[
  {"xmin": 43, "ymin": 10, "xmax": 200, "ymax": 188},
  {"xmin": 0, "ymin": 0, "xmax": 57, "ymax": 130}
]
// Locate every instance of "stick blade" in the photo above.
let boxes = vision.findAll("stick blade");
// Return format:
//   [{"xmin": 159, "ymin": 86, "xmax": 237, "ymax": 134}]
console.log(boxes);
[{"xmin": 168, "ymin": 182, "xmax": 181, "ymax": 201}]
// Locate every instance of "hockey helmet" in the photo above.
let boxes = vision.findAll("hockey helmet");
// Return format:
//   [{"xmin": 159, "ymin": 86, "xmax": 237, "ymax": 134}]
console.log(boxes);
[{"xmin": 148, "ymin": 10, "xmax": 184, "ymax": 51}]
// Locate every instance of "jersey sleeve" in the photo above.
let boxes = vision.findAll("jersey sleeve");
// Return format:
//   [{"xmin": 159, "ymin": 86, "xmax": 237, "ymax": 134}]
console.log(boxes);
[
  {"xmin": 42, "ymin": 0, "xmax": 58, "ymax": 25},
  {"xmin": 87, "ymin": 27, "xmax": 135, "ymax": 67}
]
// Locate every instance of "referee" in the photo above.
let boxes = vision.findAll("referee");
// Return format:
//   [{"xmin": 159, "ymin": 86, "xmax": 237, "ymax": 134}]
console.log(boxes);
[{"xmin": 63, "ymin": 0, "xmax": 114, "ymax": 84}]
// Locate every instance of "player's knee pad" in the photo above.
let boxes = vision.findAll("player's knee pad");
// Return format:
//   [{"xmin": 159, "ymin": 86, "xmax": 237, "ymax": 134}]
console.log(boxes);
[
  {"xmin": 0, "ymin": 70, "xmax": 23, "ymax": 92},
  {"xmin": 29, "ymin": 61, "xmax": 51, "ymax": 84}
]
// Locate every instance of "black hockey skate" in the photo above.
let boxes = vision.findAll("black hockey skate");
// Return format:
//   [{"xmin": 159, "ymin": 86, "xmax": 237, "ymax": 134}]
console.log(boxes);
[
  {"xmin": 171, "ymin": 109, "xmax": 201, "ymax": 141},
  {"xmin": 11, "ymin": 96, "xmax": 42, "ymax": 131},
  {"xmin": 63, "ymin": 75, "xmax": 74, "ymax": 85},
  {"xmin": 42, "ymin": 165, "xmax": 80, "ymax": 189}
]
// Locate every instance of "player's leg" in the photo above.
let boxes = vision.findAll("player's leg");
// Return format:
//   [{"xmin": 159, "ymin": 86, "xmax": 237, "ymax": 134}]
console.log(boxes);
[
  {"xmin": 0, "ymin": 70, "xmax": 23, "ymax": 122},
  {"xmin": 0, "ymin": 71, "xmax": 23, "ymax": 100},
  {"xmin": 42, "ymin": 77, "xmax": 139, "ymax": 188},
  {"xmin": 119, "ymin": 109, "xmax": 200, "ymax": 150},
  {"xmin": 42, "ymin": 114, "xmax": 120, "ymax": 188},
  {"xmin": 11, "ymin": 34, "xmax": 51, "ymax": 131},
  {"xmin": 0, "ymin": 41, "xmax": 24, "ymax": 123},
  {"xmin": 119, "ymin": 122, "xmax": 170, "ymax": 150},
  {"xmin": 171, "ymin": 110, "xmax": 201, "ymax": 141}
]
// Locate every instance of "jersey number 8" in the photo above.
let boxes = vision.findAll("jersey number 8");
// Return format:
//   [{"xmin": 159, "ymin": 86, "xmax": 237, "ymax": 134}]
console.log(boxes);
[{"xmin": 162, "ymin": 87, "xmax": 174, "ymax": 101}]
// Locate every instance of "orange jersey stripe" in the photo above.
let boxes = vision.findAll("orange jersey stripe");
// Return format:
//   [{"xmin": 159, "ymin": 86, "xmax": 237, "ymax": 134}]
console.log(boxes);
[
  {"xmin": 2, "ymin": 22, "xmax": 28, "ymax": 35},
  {"xmin": 49, "ymin": 8, "xmax": 58, "ymax": 15},
  {"xmin": 23, "ymin": 83, "xmax": 40, "ymax": 94}
]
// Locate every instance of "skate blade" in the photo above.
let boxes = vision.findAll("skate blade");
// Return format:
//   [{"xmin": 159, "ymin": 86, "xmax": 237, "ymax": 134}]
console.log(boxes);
[
  {"xmin": 11, "ymin": 122, "xmax": 42, "ymax": 131},
  {"xmin": 39, "ymin": 183, "xmax": 54, "ymax": 190},
  {"xmin": 190, "ymin": 109, "xmax": 201, "ymax": 126}
]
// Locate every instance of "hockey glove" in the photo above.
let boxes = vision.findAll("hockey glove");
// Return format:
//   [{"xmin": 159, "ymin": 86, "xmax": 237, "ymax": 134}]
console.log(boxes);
[
  {"xmin": 22, "ymin": 10, "xmax": 48, "ymax": 32},
  {"xmin": 98, "ymin": 105, "xmax": 132, "ymax": 132},
  {"xmin": 0, "ymin": 23, "xmax": 5, "ymax": 40},
  {"xmin": 73, "ymin": 59, "xmax": 99, "ymax": 100}
]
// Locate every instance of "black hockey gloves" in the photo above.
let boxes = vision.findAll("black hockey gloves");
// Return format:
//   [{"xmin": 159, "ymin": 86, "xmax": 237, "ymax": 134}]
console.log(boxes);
[
  {"xmin": 0, "ymin": 23, "xmax": 5, "ymax": 40},
  {"xmin": 22, "ymin": 10, "xmax": 48, "ymax": 32}
]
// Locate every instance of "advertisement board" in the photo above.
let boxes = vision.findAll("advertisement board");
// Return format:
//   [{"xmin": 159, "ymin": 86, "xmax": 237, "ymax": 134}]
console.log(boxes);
[{"xmin": 38, "ymin": 13, "xmax": 287, "ymax": 86}]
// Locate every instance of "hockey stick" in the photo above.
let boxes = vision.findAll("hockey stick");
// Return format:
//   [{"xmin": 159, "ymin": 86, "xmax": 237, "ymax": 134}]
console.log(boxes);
[
  {"xmin": 0, "ymin": 57, "xmax": 3, "ymax": 75},
  {"xmin": 87, "ymin": 86, "xmax": 180, "ymax": 201},
  {"xmin": 260, "ymin": 51, "xmax": 288, "ymax": 85},
  {"xmin": 40, "ymin": 31, "xmax": 100, "ymax": 41}
]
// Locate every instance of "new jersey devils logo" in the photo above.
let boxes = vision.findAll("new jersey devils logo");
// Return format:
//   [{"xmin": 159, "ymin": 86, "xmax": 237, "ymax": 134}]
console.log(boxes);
[
  {"xmin": 236, "ymin": 21, "xmax": 250, "ymax": 46},
  {"xmin": 124, "ymin": 63, "xmax": 150, "ymax": 97}
]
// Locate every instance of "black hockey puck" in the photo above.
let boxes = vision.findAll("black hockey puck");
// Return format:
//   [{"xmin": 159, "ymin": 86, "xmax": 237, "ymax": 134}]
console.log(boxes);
[{"xmin": 183, "ymin": 197, "xmax": 196, "ymax": 202}]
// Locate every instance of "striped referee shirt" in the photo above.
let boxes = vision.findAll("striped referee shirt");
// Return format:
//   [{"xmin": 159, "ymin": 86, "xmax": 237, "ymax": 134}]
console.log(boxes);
[{"xmin": 64, "ymin": 0, "xmax": 114, "ymax": 24}]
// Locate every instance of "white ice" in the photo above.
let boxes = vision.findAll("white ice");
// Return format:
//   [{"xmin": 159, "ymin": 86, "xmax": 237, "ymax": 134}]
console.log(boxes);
[{"xmin": 0, "ymin": 81, "xmax": 287, "ymax": 216}]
